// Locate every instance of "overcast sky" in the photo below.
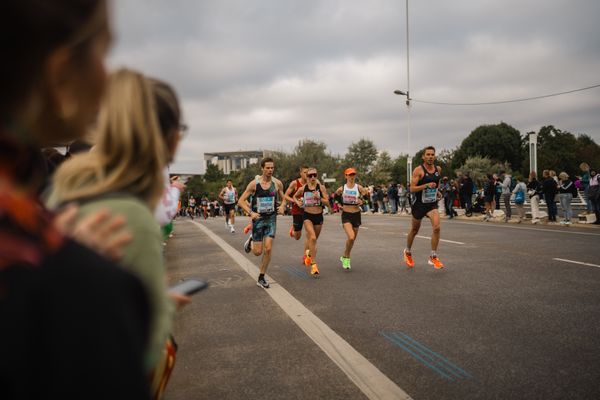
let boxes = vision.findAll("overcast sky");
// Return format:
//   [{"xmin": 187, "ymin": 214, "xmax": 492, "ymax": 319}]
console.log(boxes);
[{"xmin": 108, "ymin": 0, "xmax": 600, "ymax": 174}]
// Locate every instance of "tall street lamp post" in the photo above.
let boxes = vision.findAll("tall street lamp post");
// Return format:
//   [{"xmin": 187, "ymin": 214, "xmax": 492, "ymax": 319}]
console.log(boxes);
[
  {"xmin": 528, "ymin": 132, "xmax": 538, "ymax": 176},
  {"xmin": 394, "ymin": 90, "xmax": 412, "ymax": 186},
  {"xmin": 394, "ymin": 0, "xmax": 412, "ymax": 186}
]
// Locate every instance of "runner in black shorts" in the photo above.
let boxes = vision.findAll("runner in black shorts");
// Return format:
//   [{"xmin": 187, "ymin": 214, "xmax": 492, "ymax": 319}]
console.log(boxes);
[
  {"xmin": 334, "ymin": 167, "xmax": 369, "ymax": 270},
  {"xmin": 403, "ymin": 146, "xmax": 444, "ymax": 269},
  {"xmin": 294, "ymin": 167, "xmax": 329, "ymax": 276},
  {"xmin": 284, "ymin": 165, "xmax": 310, "ymax": 264}
]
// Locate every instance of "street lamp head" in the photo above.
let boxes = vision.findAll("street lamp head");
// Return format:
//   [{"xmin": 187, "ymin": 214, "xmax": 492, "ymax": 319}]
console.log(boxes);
[{"xmin": 394, "ymin": 90, "xmax": 407, "ymax": 96}]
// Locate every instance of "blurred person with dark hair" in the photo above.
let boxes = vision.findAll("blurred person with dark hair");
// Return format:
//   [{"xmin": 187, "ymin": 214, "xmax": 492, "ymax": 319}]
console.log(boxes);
[
  {"xmin": 0, "ymin": 1, "xmax": 151, "ymax": 398},
  {"xmin": 483, "ymin": 173, "xmax": 496, "ymax": 222},
  {"xmin": 588, "ymin": 169, "xmax": 600, "ymax": 224},
  {"xmin": 542, "ymin": 169, "xmax": 558, "ymax": 223},
  {"xmin": 459, "ymin": 171, "xmax": 474, "ymax": 216},
  {"xmin": 580, "ymin": 162, "xmax": 593, "ymax": 213}
]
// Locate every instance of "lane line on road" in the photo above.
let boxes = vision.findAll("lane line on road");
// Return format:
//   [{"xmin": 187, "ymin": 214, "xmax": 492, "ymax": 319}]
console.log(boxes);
[
  {"xmin": 451, "ymin": 220, "xmax": 600, "ymax": 236},
  {"xmin": 403, "ymin": 233, "xmax": 465, "ymax": 245},
  {"xmin": 553, "ymin": 258, "xmax": 600, "ymax": 269},
  {"xmin": 190, "ymin": 220, "xmax": 412, "ymax": 400}
]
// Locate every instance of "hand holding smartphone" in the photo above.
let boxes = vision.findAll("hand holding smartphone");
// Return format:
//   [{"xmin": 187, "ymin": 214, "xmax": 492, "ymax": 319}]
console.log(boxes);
[{"xmin": 168, "ymin": 278, "xmax": 208, "ymax": 296}]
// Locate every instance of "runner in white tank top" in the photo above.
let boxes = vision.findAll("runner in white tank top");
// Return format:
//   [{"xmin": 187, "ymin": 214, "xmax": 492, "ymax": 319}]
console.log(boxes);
[
  {"xmin": 334, "ymin": 167, "xmax": 369, "ymax": 270},
  {"xmin": 219, "ymin": 179, "xmax": 237, "ymax": 233}
]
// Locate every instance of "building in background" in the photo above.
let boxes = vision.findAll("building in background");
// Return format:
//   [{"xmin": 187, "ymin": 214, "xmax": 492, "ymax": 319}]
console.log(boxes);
[{"xmin": 204, "ymin": 150, "xmax": 273, "ymax": 174}]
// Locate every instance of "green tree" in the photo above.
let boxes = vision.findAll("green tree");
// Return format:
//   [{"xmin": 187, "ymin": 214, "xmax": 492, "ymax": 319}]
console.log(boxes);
[
  {"xmin": 390, "ymin": 154, "xmax": 409, "ymax": 185},
  {"xmin": 204, "ymin": 163, "xmax": 225, "ymax": 182},
  {"xmin": 451, "ymin": 122, "xmax": 524, "ymax": 172},
  {"xmin": 575, "ymin": 134, "xmax": 600, "ymax": 172},
  {"xmin": 370, "ymin": 151, "xmax": 393, "ymax": 185},
  {"xmin": 230, "ymin": 139, "xmax": 342, "ymax": 192},
  {"xmin": 343, "ymin": 138, "xmax": 378, "ymax": 184},
  {"xmin": 182, "ymin": 175, "xmax": 205, "ymax": 203},
  {"xmin": 455, "ymin": 156, "xmax": 510, "ymax": 189},
  {"xmin": 290, "ymin": 139, "xmax": 341, "ymax": 186},
  {"xmin": 533, "ymin": 126, "xmax": 579, "ymax": 177}
]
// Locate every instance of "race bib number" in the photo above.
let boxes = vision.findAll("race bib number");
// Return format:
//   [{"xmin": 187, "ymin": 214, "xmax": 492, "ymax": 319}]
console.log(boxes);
[
  {"xmin": 257, "ymin": 196, "xmax": 275, "ymax": 213},
  {"xmin": 225, "ymin": 191, "xmax": 235, "ymax": 203},
  {"xmin": 423, "ymin": 187, "xmax": 438, "ymax": 204},
  {"xmin": 304, "ymin": 191, "xmax": 321, "ymax": 207},
  {"xmin": 342, "ymin": 192, "xmax": 358, "ymax": 204}
]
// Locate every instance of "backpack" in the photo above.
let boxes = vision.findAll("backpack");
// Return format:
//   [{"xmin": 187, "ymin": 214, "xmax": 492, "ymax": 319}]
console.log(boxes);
[{"xmin": 514, "ymin": 190, "xmax": 525, "ymax": 204}]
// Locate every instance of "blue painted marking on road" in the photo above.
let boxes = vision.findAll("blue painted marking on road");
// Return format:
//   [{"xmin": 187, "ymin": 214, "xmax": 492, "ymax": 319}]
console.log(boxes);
[
  {"xmin": 282, "ymin": 265, "xmax": 310, "ymax": 280},
  {"xmin": 380, "ymin": 331, "xmax": 455, "ymax": 381},
  {"xmin": 396, "ymin": 332, "xmax": 473, "ymax": 379},
  {"xmin": 380, "ymin": 331, "xmax": 472, "ymax": 381}
]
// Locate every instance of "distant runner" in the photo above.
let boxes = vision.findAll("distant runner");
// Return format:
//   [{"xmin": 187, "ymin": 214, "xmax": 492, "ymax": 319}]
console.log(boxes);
[
  {"xmin": 219, "ymin": 179, "xmax": 237, "ymax": 233},
  {"xmin": 188, "ymin": 195, "xmax": 196, "ymax": 220}
]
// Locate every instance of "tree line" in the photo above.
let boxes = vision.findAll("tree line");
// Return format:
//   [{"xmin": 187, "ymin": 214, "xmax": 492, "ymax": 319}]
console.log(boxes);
[{"xmin": 183, "ymin": 123, "xmax": 600, "ymax": 199}]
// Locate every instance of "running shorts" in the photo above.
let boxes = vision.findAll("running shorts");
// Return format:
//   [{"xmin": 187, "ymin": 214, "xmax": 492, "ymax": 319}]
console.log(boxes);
[
  {"xmin": 223, "ymin": 203, "xmax": 236, "ymax": 215},
  {"xmin": 292, "ymin": 214, "xmax": 304, "ymax": 231},
  {"xmin": 252, "ymin": 214, "xmax": 277, "ymax": 242},
  {"xmin": 341, "ymin": 211, "xmax": 361, "ymax": 228},
  {"xmin": 411, "ymin": 203, "xmax": 437, "ymax": 220},
  {"xmin": 303, "ymin": 212, "xmax": 323, "ymax": 226}
]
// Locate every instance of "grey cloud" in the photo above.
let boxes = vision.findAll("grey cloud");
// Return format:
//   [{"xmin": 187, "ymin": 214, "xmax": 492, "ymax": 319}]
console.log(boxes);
[{"xmin": 107, "ymin": 0, "xmax": 600, "ymax": 174}]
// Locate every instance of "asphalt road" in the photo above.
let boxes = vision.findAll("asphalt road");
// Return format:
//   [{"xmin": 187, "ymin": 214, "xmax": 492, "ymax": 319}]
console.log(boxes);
[{"xmin": 164, "ymin": 213, "xmax": 600, "ymax": 400}]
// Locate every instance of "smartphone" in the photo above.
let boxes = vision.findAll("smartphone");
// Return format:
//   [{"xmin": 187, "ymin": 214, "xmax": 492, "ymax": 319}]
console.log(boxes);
[{"xmin": 168, "ymin": 279, "xmax": 208, "ymax": 296}]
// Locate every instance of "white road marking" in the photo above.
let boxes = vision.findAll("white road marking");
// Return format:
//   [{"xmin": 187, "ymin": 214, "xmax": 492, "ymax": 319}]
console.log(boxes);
[
  {"xmin": 553, "ymin": 258, "xmax": 600, "ymax": 269},
  {"xmin": 404, "ymin": 233, "xmax": 465, "ymax": 245},
  {"xmin": 191, "ymin": 221, "xmax": 412, "ymax": 400},
  {"xmin": 452, "ymin": 220, "xmax": 600, "ymax": 236}
]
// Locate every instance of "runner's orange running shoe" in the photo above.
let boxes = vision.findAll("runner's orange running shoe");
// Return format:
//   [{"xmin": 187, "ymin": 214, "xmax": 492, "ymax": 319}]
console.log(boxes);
[
  {"xmin": 403, "ymin": 249, "xmax": 414, "ymax": 268},
  {"xmin": 289, "ymin": 226, "xmax": 294, "ymax": 237},
  {"xmin": 304, "ymin": 250, "xmax": 312, "ymax": 266},
  {"xmin": 310, "ymin": 263, "xmax": 319, "ymax": 276},
  {"xmin": 428, "ymin": 256, "xmax": 444, "ymax": 269}
]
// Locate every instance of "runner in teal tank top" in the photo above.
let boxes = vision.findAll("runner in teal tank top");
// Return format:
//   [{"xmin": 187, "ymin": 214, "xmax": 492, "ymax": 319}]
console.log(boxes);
[{"xmin": 237, "ymin": 157, "xmax": 286, "ymax": 288}]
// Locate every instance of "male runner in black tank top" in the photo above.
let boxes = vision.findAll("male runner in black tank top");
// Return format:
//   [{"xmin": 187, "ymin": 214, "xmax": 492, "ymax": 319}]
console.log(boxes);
[
  {"xmin": 403, "ymin": 146, "xmax": 445, "ymax": 269},
  {"xmin": 237, "ymin": 157, "xmax": 286, "ymax": 288}
]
